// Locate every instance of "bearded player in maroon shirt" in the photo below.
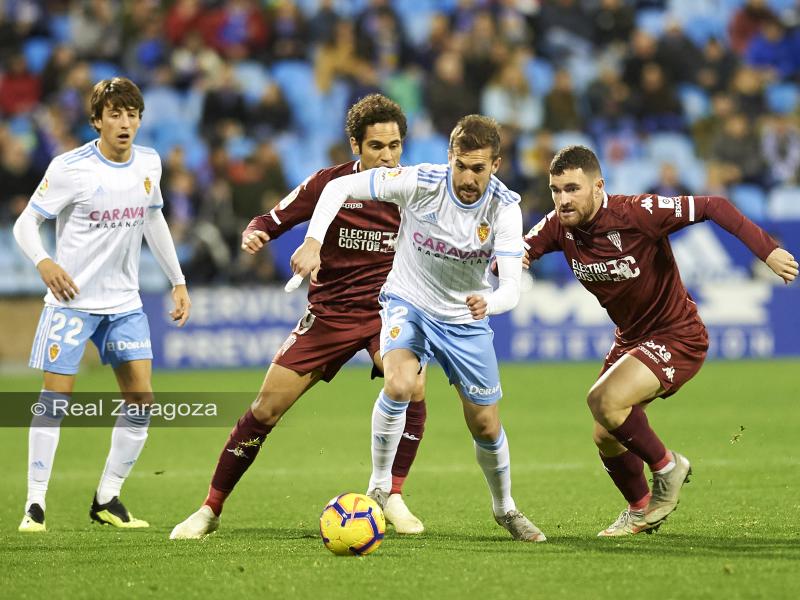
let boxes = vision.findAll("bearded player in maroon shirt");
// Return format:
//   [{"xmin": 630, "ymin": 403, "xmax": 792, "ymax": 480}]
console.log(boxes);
[
  {"xmin": 525, "ymin": 146, "xmax": 798, "ymax": 537},
  {"xmin": 170, "ymin": 94, "xmax": 427, "ymax": 539}
]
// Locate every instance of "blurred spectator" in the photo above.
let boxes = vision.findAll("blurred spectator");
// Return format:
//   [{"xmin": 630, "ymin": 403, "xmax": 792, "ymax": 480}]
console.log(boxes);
[
  {"xmin": 622, "ymin": 29, "xmax": 659, "ymax": 90},
  {"xmin": 356, "ymin": 0, "xmax": 412, "ymax": 75},
  {"xmin": 744, "ymin": 15, "xmax": 800, "ymax": 81},
  {"xmin": 201, "ymin": 63, "xmax": 248, "ymax": 139},
  {"xmin": 647, "ymin": 163, "xmax": 692, "ymax": 198},
  {"xmin": 461, "ymin": 11, "xmax": 502, "ymax": 96},
  {"xmin": 692, "ymin": 92, "xmax": 737, "ymax": 159},
  {"xmin": 228, "ymin": 142, "xmax": 286, "ymax": 221},
  {"xmin": 0, "ymin": 136, "xmax": 39, "ymax": 222},
  {"xmin": 314, "ymin": 20, "xmax": 374, "ymax": 94},
  {"xmin": 200, "ymin": 0, "xmax": 269, "ymax": 60},
  {"xmin": 425, "ymin": 50, "xmax": 480, "ymax": 136},
  {"xmin": 656, "ymin": 20, "xmax": 701, "ymax": 85},
  {"xmin": 416, "ymin": 12, "xmax": 453, "ymax": 71},
  {"xmin": 632, "ymin": 62, "xmax": 683, "ymax": 133},
  {"xmin": 592, "ymin": 0, "xmax": 635, "ymax": 47},
  {"xmin": 40, "ymin": 46, "xmax": 78, "ymax": 101},
  {"xmin": 0, "ymin": 54, "xmax": 41, "ymax": 116},
  {"xmin": 761, "ymin": 114, "xmax": 800, "ymax": 187},
  {"xmin": 729, "ymin": 66, "xmax": 767, "ymax": 119},
  {"xmin": 165, "ymin": 0, "xmax": 205, "ymax": 46},
  {"xmin": 481, "ymin": 59, "xmax": 543, "ymax": 134},
  {"xmin": 695, "ymin": 38, "xmax": 738, "ymax": 95},
  {"xmin": 308, "ymin": 0, "xmax": 339, "ymax": 45},
  {"xmin": 729, "ymin": 0, "xmax": 778, "ymax": 56},
  {"xmin": 70, "ymin": 0, "xmax": 123, "ymax": 61},
  {"xmin": 536, "ymin": 0, "xmax": 595, "ymax": 59},
  {"xmin": 543, "ymin": 69, "xmax": 583, "ymax": 132},
  {"xmin": 269, "ymin": 1, "xmax": 310, "ymax": 62},
  {"xmin": 171, "ymin": 31, "xmax": 224, "ymax": 89},
  {"xmin": 710, "ymin": 113, "xmax": 765, "ymax": 186},
  {"xmin": 246, "ymin": 82, "xmax": 292, "ymax": 137}
]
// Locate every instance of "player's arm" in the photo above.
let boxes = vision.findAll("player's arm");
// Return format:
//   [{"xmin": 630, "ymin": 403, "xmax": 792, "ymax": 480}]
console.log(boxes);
[
  {"xmin": 143, "ymin": 208, "xmax": 191, "ymax": 326},
  {"xmin": 13, "ymin": 158, "xmax": 83, "ymax": 301},
  {"xmin": 467, "ymin": 205, "xmax": 524, "ymax": 320},
  {"xmin": 290, "ymin": 166, "xmax": 417, "ymax": 278},
  {"xmin": 242, "ymin": 173, "xmax": 322, "ymax": 254},
  {"xmin": 639, "ymin": 195, "xmax": 798, "ymax": 284}
]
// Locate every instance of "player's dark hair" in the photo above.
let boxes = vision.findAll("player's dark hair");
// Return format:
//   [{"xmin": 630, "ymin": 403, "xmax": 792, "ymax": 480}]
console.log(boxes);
[
  {"xmin": 549, "ymin": 145, "xmax": 603, "ymax": 177},
  {"xmin": 345, "ymin": 94, "xmax": 407, "ymax": 148},
  {"xmin": 449, "ymin": 114, "xmax": 501, "ymax": 159},
  {"xmin": 89, "ymin": 77, "xmax": 145, "ymax": 132}
]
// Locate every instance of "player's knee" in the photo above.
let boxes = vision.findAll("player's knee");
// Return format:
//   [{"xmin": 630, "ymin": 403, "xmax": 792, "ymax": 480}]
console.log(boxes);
[
  {"xmin": 586, "ymin": 386, "xmax": 612, "ymax": 420},
  {"xmin": 251, "ymin": 394, "xmax": 288, "ymax": 426},
  {"xmin": 123, "ymin": 391, "xmax": 153, "ymax": 406},
  {"xmin": 383, "ymin": 372, "xmax": 415, "ymax": 402},
  {"xmin": 592, "ymin": 423, "xmax": 617, "ymax": 448}
]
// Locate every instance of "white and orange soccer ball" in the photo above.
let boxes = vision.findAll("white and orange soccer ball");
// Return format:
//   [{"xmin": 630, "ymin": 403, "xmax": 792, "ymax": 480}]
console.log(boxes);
[{"xmin": 319, "ymin": 493, "xmax": 385, "ymax": 556}]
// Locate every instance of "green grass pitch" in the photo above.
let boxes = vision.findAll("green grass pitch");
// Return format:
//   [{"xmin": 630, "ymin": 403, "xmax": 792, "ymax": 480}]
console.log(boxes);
[{"xmin": 1, "ymin": 360, "xmax": 798, "ymax": 599}]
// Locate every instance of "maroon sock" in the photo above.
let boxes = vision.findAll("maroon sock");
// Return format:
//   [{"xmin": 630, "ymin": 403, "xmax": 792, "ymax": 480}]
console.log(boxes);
[
  {"xmin": 600, "ymin": 451, "xmax": 650, "ymax": 506},
  {"xmin": 390, "ymin": 399, "xmax": 426, "ymax": 494},
  {"xmin": 608, "ymin": 405, "xmax": 669, "ymax": 468},
  {"xmin": 205, "ymin": 409, "xmax": 272, "ymax": 516}
]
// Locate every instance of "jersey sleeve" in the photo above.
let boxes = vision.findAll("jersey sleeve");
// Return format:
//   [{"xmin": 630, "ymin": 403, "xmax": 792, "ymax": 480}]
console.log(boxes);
[
  {"xmin": 28, "ymin": 158, "xmax": 83, "ymax": 219},
  {"xmin": 632, "ymin": 194, "xmax": 778, "ymax": 261},
  {"xmin": 493, "ymin": 203, "xmax": 525, "ymax": 257},
  {"xmin": 149, "ymin": 157, "xmax": 164, "ymax": 209},
  {"xmin": 368, "ymin": 165, "xmax": 422, "ymax": 208},
  {"xmin": 523, "ymin": 211, "xmax": 563, "ymax": 260},
  {"xmin": 247, "ymin": 172, "xmax": 320, "ymax": 240}
]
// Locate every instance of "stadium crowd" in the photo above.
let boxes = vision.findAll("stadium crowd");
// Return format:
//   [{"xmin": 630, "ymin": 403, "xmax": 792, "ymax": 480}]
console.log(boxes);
[{"xmin": 1, "ymin": 0, "xmax": 800, "ymax": 287}]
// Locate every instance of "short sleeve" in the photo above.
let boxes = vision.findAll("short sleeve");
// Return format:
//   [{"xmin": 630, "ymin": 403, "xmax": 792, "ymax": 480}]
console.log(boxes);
[
  {"xmin": 369, "ymin": 165, "xmax": 422, "ymax": 208},
  {"xmin": 28, "ymin": 158, "xmax": 82, "ymax": 219},
  {"xmin": 493, "ymin": 204, "xmax": 525, "ymax": 257}
]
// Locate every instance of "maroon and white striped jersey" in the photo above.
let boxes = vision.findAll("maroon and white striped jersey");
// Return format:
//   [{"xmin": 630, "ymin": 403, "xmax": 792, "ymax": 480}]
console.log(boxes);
[
  {"xmin": 525, "ymin": 193, "xmax": 778, "ymax": 343},
  {"xmin": 245, "ymin": 161, "xmax": 400, "ymax": 314}
]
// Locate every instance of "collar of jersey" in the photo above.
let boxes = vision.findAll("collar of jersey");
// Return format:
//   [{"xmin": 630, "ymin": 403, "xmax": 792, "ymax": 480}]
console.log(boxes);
[
  {"xmin": 446, "ymin": 167, "xmax": 490, "ymax": 210},
  {"xmin": 91, "ymin": 140, "xmax": 135, "ymax": 168},
  {"xmin": 576, "ymin": 191, "xmax": 610, "ymax": 234}
]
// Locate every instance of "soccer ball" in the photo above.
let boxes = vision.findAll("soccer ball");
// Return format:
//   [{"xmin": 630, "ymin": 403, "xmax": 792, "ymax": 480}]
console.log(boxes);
[{"xmin": 319, "ymin": 493, "xmax": 385, "ymax": 556}]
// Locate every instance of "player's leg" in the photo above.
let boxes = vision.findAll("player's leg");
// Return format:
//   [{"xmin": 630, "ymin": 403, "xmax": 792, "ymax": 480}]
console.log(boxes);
[
  {"xmin": 372, "ymin": 349, "xmax": 426, "ymax": 534},
  {"xmin": 170, "ymin": 364, "xmax": 320, "ymax": 540},
  {"xmin": 367, "ymin": 347, "xmax": 420, "ymax": 505},
  {"xmin": 90, "ymin": 308, "xmax": 154, "ymax": 528},
  {"xmin": 21, "ymin": 306, "xmax": 94, "ymax": 532},
  {"xmin": 459, "ymin": 395, "xmax": 545, "ymax": 542},
  {"xmin": 588, "ymin": 352, "xmax": 691, "ymax": 528}
]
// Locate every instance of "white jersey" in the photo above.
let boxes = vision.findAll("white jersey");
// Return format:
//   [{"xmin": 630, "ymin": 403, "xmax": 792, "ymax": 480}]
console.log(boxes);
[
  {"xmin": 28, "ymin": 140, "xmax": 164, "ymax": 314},
  {"xmin": 369, "ymin": 164, "xmax": 524, "ymax": 323}
]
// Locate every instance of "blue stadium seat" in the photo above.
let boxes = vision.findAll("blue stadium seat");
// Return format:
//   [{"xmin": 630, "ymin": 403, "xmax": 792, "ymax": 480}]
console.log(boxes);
[
  {"xmin": 47, "ymin": 13, "xmax": 72, "ymax": 43},
  {"xmin": 90, "ymin": 61, "xmax": 121, "ymax": 82},
  {"xmin": 765, "ymin": 82, "xmax": 799, "ymax": 115},
  {"xmin": 233, "ymin": 61, "xmax": 272, "ymax": 106},
  {"xmin": 635, "ymin": 9, "xmax": 669, "ymax": 37},
  {"xmin": 678, "ymin": 84, "xmax": 711, "ymax": 124},
  {"xmin": 766, "ymin": 186, "xmax": 800, "ymax": 220},
  {"xmin": 680, "ymin": 15, "xmax": 726, "ymax": 47},
  {"xmin": 524, "ymin": 57, "xmax": 554, "ymax": 96},
  {"xmin": 141, "ymin": 86, "xmax": 184, "ymax": 128},
  {"xmin": 552, "ymin": 131, "xmax": 596, "ymax": 153},
  {"xmin": 605, "ymin": 158, "xmax": 660, "ymax": 195},
  {"xmin": 645, "ymin": 132, "xmax": 698, "ymax": 171},
  {"xmin": 730, "ymin": 184, "xmax": 767, "ymax": 220},
  {"xmin": 23, "ymin": 38, "xmax": 54, "ymax": 74},
  {"xmin": 405, "ymin": 132, "xmax": 448, "ymax": 165}
]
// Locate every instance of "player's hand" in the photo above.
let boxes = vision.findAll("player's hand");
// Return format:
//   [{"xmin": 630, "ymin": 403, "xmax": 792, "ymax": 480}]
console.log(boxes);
[
  {"xmin": 241, "ymin": 230, "xmax": 270, "ymax": 255},
  {"xmin": 290, "ymin": 238, "xmax": 322, "ymax": 279},
  {"xmin": 766, "ymin": 248, "xmax": 799, "ymax": 284},
  {"xmin": 466, "ymin": 294, "xmax": 488, "ymax": 320},
  {"xmin": 36, "ymin": 258, "xmax": 79, "ymax": 301},
  {"xmin": 522, "ymin": 252, "xmax": 531, "ymax": 270},
  {"xmin": 170, "ymin": 284, "xmax": 191, "ymax": 326}
]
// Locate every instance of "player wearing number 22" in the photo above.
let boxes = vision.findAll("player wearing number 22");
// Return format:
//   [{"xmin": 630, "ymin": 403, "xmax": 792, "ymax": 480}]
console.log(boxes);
[
  {"xmin": 12, "ymin": 78, "xmax": 190, "ymax": 532},
  {"xmin": 291, "ymin": 115, "xmax": 546, "ymax": 541},
  {"xmin": 524, "ymin": 145, "xmax": 798, "ymax": 537}
]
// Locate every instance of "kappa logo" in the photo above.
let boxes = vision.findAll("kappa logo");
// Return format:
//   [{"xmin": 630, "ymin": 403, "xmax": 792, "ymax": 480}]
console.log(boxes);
[
  {"xmin": 607, "ymin": 230, "xmax": 622, "ymax": 252},
  {"xmin": 662, "ymin": 366, "xmax": 675, "ymax": 383},
  {"xmin": 477, "ymin": 222, "xmax": 491, "ymax": 243},
  {"xmin": 389, "ymin": 326, "xmax": 402, "ymax": 340},
  {"xmin": 48, "ymin": 343, "xmax": 61, "ymax": 361},
  {"xmin": 342, "ymin": 202, "xmax": 363, "ymax": 209},
  {"xmin": 641, "ymin": 197, "xmax": 653, "ymax": 214},
  {"xmin": 144, "ymin": 177, "xmax": 152, "ymax": 194}
]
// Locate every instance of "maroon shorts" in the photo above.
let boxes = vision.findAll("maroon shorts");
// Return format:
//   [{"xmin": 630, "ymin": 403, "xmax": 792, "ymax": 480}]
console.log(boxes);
[
  {"xmin": 273, "ymin": 308, "xmax": 381, "ymax": 382},
  {"xmin": 600, "ymin": 324, "xmax": 709, "ymax": 398}
]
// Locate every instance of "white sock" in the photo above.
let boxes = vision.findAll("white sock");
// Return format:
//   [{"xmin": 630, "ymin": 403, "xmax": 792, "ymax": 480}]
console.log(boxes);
[
  {"xmin": 367, "ymin": 390, "xmax": 408, "ymax": 494},
  {"xmin": 96, "ymin": 404, "xmax": 150, "ymax": 504},
  {"xmin": 26, "ymin": 390, "xmax": 69, "ymax": 512},
  {"xmin": 474, "ymin": 428, "xmax": 516, "ymax": 517},
  {"xmin": 653, "ymin": 459, "xmax": 676, "ymax": 475}
]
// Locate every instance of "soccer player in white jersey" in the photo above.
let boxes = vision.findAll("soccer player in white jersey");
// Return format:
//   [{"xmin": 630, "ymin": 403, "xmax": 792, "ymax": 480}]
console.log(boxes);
[
  {"xmin": 291, "ymin": 115, "xmax": 546, "ymax": 541},
  {"xmin": 13, "ymin": 77, "xmax": 190, "ymax": 532}
]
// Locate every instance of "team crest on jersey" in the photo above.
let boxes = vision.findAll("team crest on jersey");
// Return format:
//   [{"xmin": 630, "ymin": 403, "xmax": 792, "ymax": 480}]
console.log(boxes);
[
  {"xmin": 477, "ymin": 222, "xmax": 491, "ymax": 243},
  {"xmin": 143, "ymin": 177, "xmax": 152, "ymax": 195},
  {"xmin": 607, "ymin": 230, "xmax": 622, "ymax": 252},
  {"xmin": 48, "ymin": 343, "xmax": 61, "ymax": 362},
  {"xmin": 36, "ymin": 178, "xmax": 49, "ymax": 197},
  {"xmin": 389, "ymin": 326, "xmax": 402, "ymax": 340}
]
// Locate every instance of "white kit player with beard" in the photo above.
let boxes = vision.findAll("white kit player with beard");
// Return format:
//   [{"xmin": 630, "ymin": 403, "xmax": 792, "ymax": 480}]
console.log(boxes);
[
  {"xmin": 291, "ymin": 115, "xmax": 547, "ymax": 542},
  {"xmin": 13, "ymin": 77, "xmax": 190, "ymax": 533}
]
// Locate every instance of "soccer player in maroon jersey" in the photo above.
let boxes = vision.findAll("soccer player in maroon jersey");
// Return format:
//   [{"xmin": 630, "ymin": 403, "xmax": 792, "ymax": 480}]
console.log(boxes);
[
  {"xmin": 524, "ymin": 145, "xmax": 798, "ymax": 536},
  {"xmin": 170, "ymin": 94, "xmax": 427, "ymax": 539}
]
